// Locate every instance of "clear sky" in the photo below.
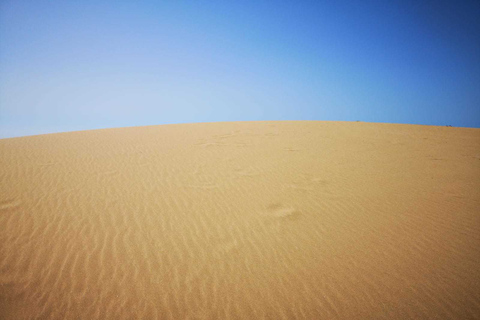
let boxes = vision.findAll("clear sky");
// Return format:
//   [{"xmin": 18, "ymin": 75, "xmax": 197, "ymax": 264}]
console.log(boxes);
[{"xmin": 1, "ymin": 0, "xmax": 479, "ymax": 138}]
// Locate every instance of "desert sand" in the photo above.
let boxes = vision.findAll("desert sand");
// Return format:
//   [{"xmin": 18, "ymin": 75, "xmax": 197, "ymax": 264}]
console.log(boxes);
[{"xmin": 0, "ymin": 121, "xmax": 479, "ymax": 319}]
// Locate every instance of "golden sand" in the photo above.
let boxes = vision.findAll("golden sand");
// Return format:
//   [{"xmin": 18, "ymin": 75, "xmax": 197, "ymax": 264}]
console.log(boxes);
[{"xmin": 1, "ymin": 121, "xmax": 479, "ymax": 319}]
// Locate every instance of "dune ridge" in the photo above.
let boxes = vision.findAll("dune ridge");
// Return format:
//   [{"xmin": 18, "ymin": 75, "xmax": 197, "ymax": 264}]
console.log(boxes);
[{"xmin": 1, "ymin": 121, "xmax": 479, "ymax": 319}]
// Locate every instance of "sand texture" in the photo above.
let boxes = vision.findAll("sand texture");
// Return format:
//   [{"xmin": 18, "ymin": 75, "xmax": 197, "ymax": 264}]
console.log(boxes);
[{"xmin": 1, "ymin": 121, "xmax": 479, "ymax": 319}]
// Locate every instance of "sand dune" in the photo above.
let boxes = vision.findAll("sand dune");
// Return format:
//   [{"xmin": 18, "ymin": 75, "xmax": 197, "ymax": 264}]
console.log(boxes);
[{"xmin": 0, "ymin": 121, "xmax": 479, "ymax": 319}]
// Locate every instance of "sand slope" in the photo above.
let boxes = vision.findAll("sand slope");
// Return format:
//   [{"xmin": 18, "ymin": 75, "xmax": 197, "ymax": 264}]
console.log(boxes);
[{"xmin": 1, "ymin": 121, "xmax": 479, "ymax": 319}]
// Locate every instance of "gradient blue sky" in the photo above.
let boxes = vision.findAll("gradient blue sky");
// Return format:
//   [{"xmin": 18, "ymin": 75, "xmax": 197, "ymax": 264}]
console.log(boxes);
[{"xmin": 1, "ymin": 0, "xmax": 479, "ymax": 138}]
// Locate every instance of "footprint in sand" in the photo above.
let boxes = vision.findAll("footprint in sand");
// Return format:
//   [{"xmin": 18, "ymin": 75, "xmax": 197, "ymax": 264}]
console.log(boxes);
[
  {"xmin": 0, "ymin": 199, "xmax": 21, "ymax": 212},
  {"xmin": 214, "ymin": 130, "xmax": 241, "ymax": 139},
  {"xmin": 234, "ymin": 167, "xmax": 260, "ymax": 178},
  {"xmin": 197, "ymin": 141, "xmax": 227, "ymax": 147},
  {"xmin": 288, "ymin": 175, "xmax": 331, "ymax": 192},
  {"xmin": 265, "ymin": 203, "xmax": 302, "ymax": 221}
]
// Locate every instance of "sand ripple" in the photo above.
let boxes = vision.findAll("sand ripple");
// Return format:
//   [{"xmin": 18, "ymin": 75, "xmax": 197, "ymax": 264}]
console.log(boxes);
[{"xmin": 1, "ymin": 121, "xmax": 479, "ymax": 319}]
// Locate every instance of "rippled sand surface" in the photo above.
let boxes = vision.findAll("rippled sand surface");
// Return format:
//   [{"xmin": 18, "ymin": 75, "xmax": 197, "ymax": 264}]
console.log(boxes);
[{"xmin": 1, "ymin": 121, "xmax": 479, "ymax": 319}]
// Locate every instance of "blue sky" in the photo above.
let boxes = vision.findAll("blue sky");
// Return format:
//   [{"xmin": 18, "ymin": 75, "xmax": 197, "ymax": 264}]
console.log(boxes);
[{"xmin": 1, "ymin": 0, "xmax": 479, "ymax": 138}]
